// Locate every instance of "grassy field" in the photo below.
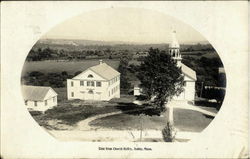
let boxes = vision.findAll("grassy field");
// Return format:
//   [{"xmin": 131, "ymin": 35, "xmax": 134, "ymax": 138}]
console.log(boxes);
[
  {"xmin": 22, "ymin": 59, "xmax": 120, "ymax": 76},
  {"xmin": 30, "ymin": 94, "xmax": 146, "ymax": 129},
  {"xmin": 89, "ymin": 108, "xmax": 213, "ymax": 132}
]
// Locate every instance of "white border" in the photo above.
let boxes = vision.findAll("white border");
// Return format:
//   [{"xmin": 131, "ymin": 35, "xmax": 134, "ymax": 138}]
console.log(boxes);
[{"xmin": 1, "ymin": 1, "xmax": 248, "ymax": 158}]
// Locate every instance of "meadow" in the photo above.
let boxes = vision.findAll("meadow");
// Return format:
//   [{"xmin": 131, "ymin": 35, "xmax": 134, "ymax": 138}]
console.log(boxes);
[{"xmin": 22, "ymin": 59, "xmax": 120, "ymax": 76}]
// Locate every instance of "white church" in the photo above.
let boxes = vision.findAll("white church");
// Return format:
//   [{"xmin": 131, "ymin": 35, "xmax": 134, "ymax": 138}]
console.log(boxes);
[
  {"xmin": 134, "ymin": 31, "xmax": 197, "ymax": 101},
  {"xmin": 170, "ymin": 31, "xmax": 197, "ymax": 101}
]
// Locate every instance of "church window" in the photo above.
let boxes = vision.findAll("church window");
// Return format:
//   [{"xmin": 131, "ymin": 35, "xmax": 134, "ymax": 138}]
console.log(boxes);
[
  {"xmin": 183, "ymin": 81, "xmax": 186, "ymax": 87},
  {"xmin": 88, "ymin": 74, "xmax": 93, "ymax": 78},
  {"xmin": 96, "ymin": 81, "xmax": 101, "ymax": 87},
  {"xmin": 71, "ymin": 81, "xmax": 74, "ymax": 87},
  {"xmin": 80, "ymin": 81, "xmax": 84, "ymax": 86}
]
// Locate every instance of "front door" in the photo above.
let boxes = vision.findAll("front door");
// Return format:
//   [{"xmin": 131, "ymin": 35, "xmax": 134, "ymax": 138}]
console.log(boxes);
[{"xmin": 86, "ymin": 90, "xmax": 94, "ymax": 100}]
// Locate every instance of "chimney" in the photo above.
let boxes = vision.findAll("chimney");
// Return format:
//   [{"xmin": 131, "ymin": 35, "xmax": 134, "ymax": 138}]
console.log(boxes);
[{"xmin": 99, "ymin": 59, "xmax": 103, "ymax": 64}]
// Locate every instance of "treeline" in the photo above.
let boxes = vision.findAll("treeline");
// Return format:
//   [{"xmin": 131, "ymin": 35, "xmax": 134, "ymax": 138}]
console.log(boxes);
[
  {"xmin": 27, "ymin": 42, "xmax": 215, "ymax": 62},
  {"xmin": 182, "ymin": 56, "xmax": 225, "ymax": 97},
  {"xmin": 21, "ymin": 71, "xmax": 82, "ymax": 88},
  {"xmin": 180, "ymin": 43, "xmax": 215, "ymax": 52},
  {"xmin": 26, "ymin": 47, "xmax": 134, "ymax": 61}
]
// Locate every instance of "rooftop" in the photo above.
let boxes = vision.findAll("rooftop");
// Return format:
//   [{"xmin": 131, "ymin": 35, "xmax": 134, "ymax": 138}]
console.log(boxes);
[
  {"xmin": 181, "ymin": 64, "xmax": 197, "ymax": 81},
  {"xmin": 21, "ymin": 85, "xmax": 57, "ymax": 101},
  {"xmin": 73, "ymin": 62, "xmax": 120, "ymax": 80}
]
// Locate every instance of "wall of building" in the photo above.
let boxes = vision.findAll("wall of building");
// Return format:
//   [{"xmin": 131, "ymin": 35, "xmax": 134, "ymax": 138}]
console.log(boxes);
[
  {"xmin": 67, "ymin": 75, "xmax": 120, "ymax": 101},
  {"xmin": 107, "ymin": 76, "xmax": 120, "ymax": 100},
  {"xmin": 25, "ymin": 96, "xmax": 57, "ymax": 112}
]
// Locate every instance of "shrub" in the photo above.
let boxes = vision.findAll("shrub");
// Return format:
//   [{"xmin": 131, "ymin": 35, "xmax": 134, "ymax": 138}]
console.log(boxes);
[
  {"xmin": 162, "ymin": 122, "xmax": 176, "ymax": 142},
  {"xmin": 29, "ymin": 111, "xmax": 43, "ymax": 116}
]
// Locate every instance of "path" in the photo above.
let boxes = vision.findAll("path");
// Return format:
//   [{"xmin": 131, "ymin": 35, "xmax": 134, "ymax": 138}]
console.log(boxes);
[
  {"xmin": 49, "ymin": 101, "xmax": 217, "ymax": 141},
  {"xmin": 76, "ymin": 111, "xmax": 123, "ymax": 130},
  {"xmin": 168, "ymin": 101, "xmax": 217, "ymax": 117},
  {"xmin": 76, "ymin": 106, "xmax": 149, "ymax": 131}
]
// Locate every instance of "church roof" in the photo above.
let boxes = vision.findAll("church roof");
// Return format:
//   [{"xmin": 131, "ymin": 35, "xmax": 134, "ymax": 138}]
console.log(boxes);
[
  {"xmin": 21, "ymin": 85, "xmax": 57, "ymax": 101},
  {"xmin": 73, "ymin": 62, "xmax": 120, "ymax": 80},
  {"xmin": 181, "ymin": 64, "xmax": 197, "ymax": 81}
]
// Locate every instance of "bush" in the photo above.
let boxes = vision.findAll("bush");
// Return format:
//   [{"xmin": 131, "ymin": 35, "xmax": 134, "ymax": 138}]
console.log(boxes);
[
  {"xmin": 29, "ymin": 111, "xmax": 43, "ymax": 116},
  {"xmin": 162, "ymin": 122, "xmax": 176, "ymax": 142}
]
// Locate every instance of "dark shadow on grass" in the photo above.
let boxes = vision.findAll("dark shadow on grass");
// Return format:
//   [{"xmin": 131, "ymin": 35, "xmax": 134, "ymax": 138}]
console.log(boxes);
[
  {"xmin": 195, "ymin": 100, "xmax": 222, "ymax": 110},
  {"xmin": 115, "ymin": 102, "xmax": 161, "ymax": 116}
]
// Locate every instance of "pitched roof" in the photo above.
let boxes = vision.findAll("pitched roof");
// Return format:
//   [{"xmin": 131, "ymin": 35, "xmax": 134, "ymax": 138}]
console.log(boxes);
[
  {"xmin": 21, "ymin": 85, "xmax": 57, "ymax": 101},
  {"xmin": 74, "ymin": 63, "xmax": 120, "ymax": 80},
  {"xmin": 181, "ymin": 64, "xmax": 197, "ymax": 81}
]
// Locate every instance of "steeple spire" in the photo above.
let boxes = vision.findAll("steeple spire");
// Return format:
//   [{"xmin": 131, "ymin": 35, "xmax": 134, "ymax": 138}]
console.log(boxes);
[{"xmin": 169, "ymin": 30, "xmax": 182, "ymax": 67}]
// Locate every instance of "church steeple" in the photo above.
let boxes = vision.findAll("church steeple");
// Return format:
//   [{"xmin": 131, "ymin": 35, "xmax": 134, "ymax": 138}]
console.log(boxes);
[{"xmin": 169, "ymin": 31, "xmax": 182, "ymax": 67}]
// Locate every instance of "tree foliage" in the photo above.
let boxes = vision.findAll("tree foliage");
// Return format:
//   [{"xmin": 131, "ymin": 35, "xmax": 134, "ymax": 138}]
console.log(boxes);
[
  {"xmin": 137, "ymin": 48, "xmax": 184, "ymax": 112},
  {"xmin": 118, "ymin": 57, "xmax": 131, "ymax": 91}
]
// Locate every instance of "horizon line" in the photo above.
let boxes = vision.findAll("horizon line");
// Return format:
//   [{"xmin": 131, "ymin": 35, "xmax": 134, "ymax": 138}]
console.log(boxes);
[{"xmin": 39, "ymin": 37, "xmax": 210, "ymax": 45}]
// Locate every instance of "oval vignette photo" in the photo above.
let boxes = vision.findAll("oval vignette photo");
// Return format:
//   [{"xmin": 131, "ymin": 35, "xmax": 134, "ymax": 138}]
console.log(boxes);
[{"xmin": 20, "ymin": 8, "xmax": 226, "ymax": 142}]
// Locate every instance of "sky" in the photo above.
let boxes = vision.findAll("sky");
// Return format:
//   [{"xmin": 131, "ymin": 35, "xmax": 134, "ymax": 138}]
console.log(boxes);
[{"xmin": 42, "ymin": 8, "xmax": 208, "ymax": 44}]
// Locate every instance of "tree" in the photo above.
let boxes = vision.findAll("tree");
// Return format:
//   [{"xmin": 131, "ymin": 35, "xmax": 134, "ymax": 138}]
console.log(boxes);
[
  {"xmin": 137, "ymin": 48, "xmax": 184, "ymax": 112},
  {"xmin": 118, "ymin": 57, "xmax": 131, "ymax": 92}
]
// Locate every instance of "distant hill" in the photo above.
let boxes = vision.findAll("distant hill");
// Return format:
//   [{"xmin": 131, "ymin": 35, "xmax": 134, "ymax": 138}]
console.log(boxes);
[
  {"xmin": 39, "ymin": 39, "xmax": 142, "ymax": 46},
  {"xmin": 34, "ymin": 38, "xmax": 213, "ymax": 52}
]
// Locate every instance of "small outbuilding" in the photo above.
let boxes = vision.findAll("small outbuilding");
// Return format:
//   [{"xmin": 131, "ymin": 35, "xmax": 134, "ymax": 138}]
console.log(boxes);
[{"xmin": 21, "ymin": 85, "xmax": 58, "ymax": 112}]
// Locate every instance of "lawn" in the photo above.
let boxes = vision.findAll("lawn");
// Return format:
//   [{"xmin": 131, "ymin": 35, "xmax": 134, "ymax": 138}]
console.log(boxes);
[
  {"xmin": 22, "ymin": 59, "xmax": 120, "ymax": 75},
  {"xmin": 29, "ymin": 94, "xmax": 147, "ymax": 130},
  {"xmin": 89, "ymin": 113, "xmax": 167, "ymax": 130},
  {"xmin": 89, "ymin": 108, "xmax": 213, "ymax": 132}
]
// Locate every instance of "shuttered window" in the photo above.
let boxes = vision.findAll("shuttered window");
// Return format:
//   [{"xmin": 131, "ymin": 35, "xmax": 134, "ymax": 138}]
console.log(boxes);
[
  {"xmin": 80, "ymin": 81, "xmax": 84, "ymax": 86},
  {"xmin": 96, "ymin": 82, "xmax": 101, "ymax": 87}
]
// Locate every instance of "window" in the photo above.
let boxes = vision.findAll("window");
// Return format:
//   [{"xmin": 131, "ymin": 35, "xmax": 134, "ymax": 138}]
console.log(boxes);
[
  {"xmin": 25, "ymin": 100, "xmax": 28, "ymax": 105},
  {"xmin": 45, "ymin": 100, "xmax": 47, "ymax": 106},
  {"xmin": 96, "ymin": 81, "xmax": 101, "ymax": 87},
  {"xmin": 183, "ymin": 81, "xmax": 186, "ymax": 87},
  {"xmin": 88, "ymin": 74, "xmax": 93, "ymax": 78},
  {"xmin": 34, "ymin": 101, "xmax": 37, "ymax": 106},
  {"xmin": 91, "ymin": 81, "xmax": 95, "ymax": 86},
  {"xmin": 80, "ymin": 81, "xmax": 84, "ymax": 86},
  {"xmin": 71, "ymin": 81, "xmax": 74, "ymax": 87},
  {"xmin": 87, "ymin": 81, "xmax": 90, "ymax": 86},
  {"xmin": 71, "ymin": 92, "xmax": 74, "ymax": 97}
]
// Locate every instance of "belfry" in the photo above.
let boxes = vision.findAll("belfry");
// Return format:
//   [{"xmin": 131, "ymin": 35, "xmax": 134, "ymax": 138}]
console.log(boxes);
[{"xmin": 169, "ymin": 31, "xmax": 182, "ymax": 67}]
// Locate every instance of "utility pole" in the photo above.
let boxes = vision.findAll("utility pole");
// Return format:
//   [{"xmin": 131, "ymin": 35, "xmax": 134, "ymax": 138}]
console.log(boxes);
[
  {"xmin": 200, "ymin": 82, "xmax": 204, "ymax": 98},
  {"xmin": 140, "ymin": 114, "xmax": 143, "ymax": 142}
]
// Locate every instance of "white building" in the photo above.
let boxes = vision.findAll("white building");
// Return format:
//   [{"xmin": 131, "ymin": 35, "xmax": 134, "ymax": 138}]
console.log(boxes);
[
  {"xmin": 67, "ymin": 60, "xmax": 120, "ymax": 101},
  {"xmin": 170, "ymin": 31, "xmax": 197, "ymax": 101},
  {"xmin": 22, "ymin": 85, "xmax": 58, "ymax": 112}
]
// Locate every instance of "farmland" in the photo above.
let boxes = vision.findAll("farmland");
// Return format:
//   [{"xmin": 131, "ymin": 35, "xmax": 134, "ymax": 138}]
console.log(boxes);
[{"xmin": 22, "ymin": 59, "xmax": 120, "ymax": 76}]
